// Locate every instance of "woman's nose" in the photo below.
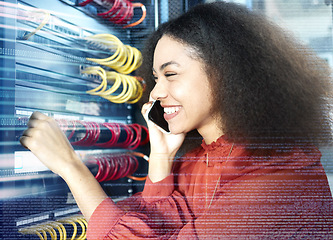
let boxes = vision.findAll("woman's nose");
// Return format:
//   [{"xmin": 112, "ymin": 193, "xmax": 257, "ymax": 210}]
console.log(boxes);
[{"xmin": 150, "ymin": 80, "xmax": 168, "ymax": 100}]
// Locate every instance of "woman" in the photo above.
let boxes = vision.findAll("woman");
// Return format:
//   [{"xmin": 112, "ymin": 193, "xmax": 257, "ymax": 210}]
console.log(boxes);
[{"xmin": 20, "ymin": 2, "xmax": 333, "ymax": 239}]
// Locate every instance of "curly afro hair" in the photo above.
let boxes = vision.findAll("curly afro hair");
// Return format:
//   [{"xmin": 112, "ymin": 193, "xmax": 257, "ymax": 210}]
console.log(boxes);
[{"xmin": 138, "ymin": 1, "xmax": 332, "ymax": 147}]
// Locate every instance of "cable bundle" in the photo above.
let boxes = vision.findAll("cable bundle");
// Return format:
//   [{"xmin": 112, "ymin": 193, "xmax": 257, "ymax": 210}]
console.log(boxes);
[
  {"xmin": 58, "ymin": 119, "xmax": 149, "ymax": 150},
  {"xmin": 19, "ymin": 215, "xmax": 87, "ymax": 240},
  {"xmin": 82, "ymin": 66, "xmax": 144, "ymax": 104},
  {"xmin": 89, "ymin": 152, "xmax": 146, "ymax": 182},
  {"xmin": 78, "ymin": 0, "xmax": 146, "ymax": 28},
  {"xmin": 85, "ymin": 34, "xmax": 142, "ymax": 74}
]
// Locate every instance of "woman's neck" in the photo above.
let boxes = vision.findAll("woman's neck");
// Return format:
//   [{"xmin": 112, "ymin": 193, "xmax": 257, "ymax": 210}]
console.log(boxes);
[{"xmin": 199, "ymin": 127, "xmax": 224, "ymax": 145}]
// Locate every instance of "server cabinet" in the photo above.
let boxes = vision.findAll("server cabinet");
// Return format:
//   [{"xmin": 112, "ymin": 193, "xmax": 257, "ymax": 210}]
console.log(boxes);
[{"xmin": 0, "ymin": 0, "xmax": 155, "ymax": 238}]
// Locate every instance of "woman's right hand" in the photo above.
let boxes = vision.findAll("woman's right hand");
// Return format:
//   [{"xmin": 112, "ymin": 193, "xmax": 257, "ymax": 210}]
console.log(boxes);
[
  {"xmin": 20, "ymin": 112, "xmax": 109, "ymax": 220},
  {"xmin": 19, "ymin": 111, "xmax": 83, "ymax": 178},
  {"xmin": 141, "ymin": 101, "xmax": 185, "ymax": 182}
]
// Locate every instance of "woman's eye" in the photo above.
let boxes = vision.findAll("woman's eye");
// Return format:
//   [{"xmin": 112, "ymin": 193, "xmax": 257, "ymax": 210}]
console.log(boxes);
[{"xmin": 165, "ymin": 73, "xmax": 177, "ymax": 78}]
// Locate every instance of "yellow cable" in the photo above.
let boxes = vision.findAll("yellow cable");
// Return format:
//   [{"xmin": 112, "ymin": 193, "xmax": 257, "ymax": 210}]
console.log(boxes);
[
  {"xmin": 35, "ymin": 230, "xmax": 45, "ymax": 240},
  {"xmin": 113, "ymin": 45, "xmax": 134, "ymax": 74},
  {"xmin": 85, "ymin": 34, "xmax": 122, "ymax": 49},
  {"xmin": 48, "ymin": 221, "xmax": 67, "ymax": 240},
  {"xmin": 102, "ymin": 74, "xmax": 130, "ymax": 103},
  {"xmin": 103, "ymin": 74, "xmax": 143, "ymax": 103},
  {"xmin": 58, "ymin": 219, "xmax": 77, "ymax": 240},
  {"xmin": 87, "ymin": 43, "xmax": 122, "ymax": 65},
  {"xmin": 127, "ymin": 77, "xmax": 143, "ymax": 104},
  {"xmin": 115, "ymin": 46, "xmax": 142, "ymax": 75},
  {"xmin": 108, "ymin": 45, "xmax": 128, "ymax": 68},
  {"xmin": 19, "ymin": 228, "xmax": 45, "ymax": 240},
  {"xmin": 132, "ymin": 47, "xmax": 143, "ymax": 70},
  {"xmin": 73, "ymin": 217, "xmax": 86, "ymax": 240},
  {"xmin": 82, "ymin": 67, "xmax": 108, "ymax": 95},
  {"xmin": 43, "ymin": 225, "xmax": 56, "ymax": 240},
  {"xmin": 23, "ymin": 10, "xmax": 50, "ymax": 40},
  {"xmin": 59, "ymin": 223, "xmax": 67, "ymax": 240},
  {"xmin": 83, "ymin": 67, "xmax": 144, "ymax": 104},
  {"xmin": 25, "ymin": 226, "xmax": 48, "ymax": 239},
  {"xmin": 18, "ymin": 215, "xmax": 88, "ymax": 240},
  {"xmin": 85, "ymin": 35, "xmax": 123, "ymax": 64},
  {"xmin": 110, "ymin": 74, "xmax": 130, "ymax": 101},
  {"xmin": 84, "ymin": 67, "xmax": 107, "ymax": 94},
  {"xmin": 103, "ymin": 71, "xmax": 122, "ymax": 95},
  {"xmin": 122, "ymin": 46, "xmax": 142, "ymax": 74},
  {"xmin": 123, "ymin": 75, "xmax": 143, "ymax": 104},
  {"xmin": 85, "ymin": 34, "xmax": 142, "ymax": 74},
  {"xmin": 52, "ymin": 223, "xmax": 63, "ymax": 240},
  {"xmin": 81, "ymin": 218, "xmax": 88, "ymax": 240},
  {"xmin": 38, "ymin": 228, "xmax": 47, "ymax": 240},
  {"xmin": 85, "ymin": 35, "xmax": 119, "ymax": 51}
]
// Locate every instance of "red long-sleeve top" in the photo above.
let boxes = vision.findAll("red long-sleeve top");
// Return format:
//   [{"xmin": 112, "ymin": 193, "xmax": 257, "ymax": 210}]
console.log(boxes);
[{"xmin": 87, "ymin": 136, "xmax": 333, "ymax": 239}]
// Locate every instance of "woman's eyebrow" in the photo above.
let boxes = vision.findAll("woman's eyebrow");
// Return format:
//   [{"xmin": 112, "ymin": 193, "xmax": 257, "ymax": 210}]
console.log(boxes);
[{"xmin": 153, "ymin": 61, "xmax": 180, "ymax": 73}]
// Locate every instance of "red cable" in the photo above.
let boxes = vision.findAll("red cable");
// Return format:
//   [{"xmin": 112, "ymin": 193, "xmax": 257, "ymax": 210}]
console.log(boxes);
[
  {"xmin": 127, "ymin": 123, "xmax": 141, "ymax": 150},
  {"xmin": 112, "ymin": 0, "xmax": 133, "ymax": 24},
  {"xmin": 78, "ymin": 0, "xmax": 94, "ymax": 6},
  {"xmin": 109, "ymin": 155, "xmax": 119, "ymax": 180},
  {"xmin": 127, "ymin": 152, "xmax": 148, "ymax": 181},
  {"xmin": 95, "ymin": 122, "xmax": 117, "ymax": 147},
  {"xmin": 83, "ymin": 122, "xmax": 94, "ymax": 146},
  {"xmin": 123, "ymin": 2, "xmax": 146, "ymax": 28},
  {"xmin": 123, "ymin": 155, "xmax": 133, "ymax": 178},
  {"xmin": 115, "ymin": 155, "xmax": 128, "ymax": 180},
  {"xmin": 67, "ymin": 120, "xmax": 76, "ymax": 141},
  {"xmin": 93, "ymin": 152, "xmax": 146, "ymax": 182},
  {"xmin": 119, "ymin": 3, "xmax": 134, "ymax": 24},
  {"xmin": 71, "ymin": 121, "xmax": 89, "ymax": 146},
  {"xmin": 99, "ymin": 156, "xmax": 112, "ymax": 182},
  {"xmin": 98, "ymin": 0, "xmax": 120, "ymax": 17},
  {"xmin": 127, "ymin": 154, "xmax": 138, "ymax": 175},
  {"xmin": 92, "ymin": 122, "xmax": 101, "ymax": 145},
  {"xmin": 106, "ymin": 155, "xmax": 117, "ymax": 181},
  {"xmin": 108, "ymin": 0, "xmax": 126, "ymax": 22},
  {"xmin": 139, "ymin": 125, "xmax": 149, "ymax": 146},
  {"xmin": 114, "ymin": 123, "xmax": 132, "ymax": 148},
  {"xmin": 95, "ymin": 157, "xmax": 104, "ymax": 182}
]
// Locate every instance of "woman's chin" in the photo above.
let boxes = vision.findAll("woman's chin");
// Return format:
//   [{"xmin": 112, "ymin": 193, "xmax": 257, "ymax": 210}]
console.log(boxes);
[
  {"xmin": 168, "ymin": 126, "xmax": 187, "ymax": 135},
  {"xmin": 168, "ymin": 126, "xmax": 177, "ymax": 135}
]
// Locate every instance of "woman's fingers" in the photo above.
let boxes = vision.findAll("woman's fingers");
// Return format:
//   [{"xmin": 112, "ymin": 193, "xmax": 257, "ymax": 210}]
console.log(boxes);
[
  {"xmin": 19, "ymin": 133, "xmax": 31, "ymax": 149},
  {"xmin": 29, "ymin": 111, "xmax": 49, "ymax": 120},
  {"xmin": 21, "ymin": 112, "xmax": 52, "ymax": 148},
  {"xmin": 25, "ymin": 112, "xmax": 52, "ymax": 132},
  {"xmin": 141, "ymin": 95, "xmax": 155, "ymax": 120},
  {"xmin": 20, "ymin": 124, "xmax": 40, "ymax": 148},
  {"xmin": 20, "ymin": 125, "xmax": 45, "ymax": 152},
  {"xmin": 141, "ymin": 101, "xmax": 154, "ymax": 122}
]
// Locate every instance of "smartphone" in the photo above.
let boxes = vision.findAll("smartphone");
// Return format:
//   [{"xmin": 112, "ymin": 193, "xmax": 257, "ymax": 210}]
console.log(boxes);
[{"xmin": 147, "ymin": 100, "xmax": 171, "ymax": 134}]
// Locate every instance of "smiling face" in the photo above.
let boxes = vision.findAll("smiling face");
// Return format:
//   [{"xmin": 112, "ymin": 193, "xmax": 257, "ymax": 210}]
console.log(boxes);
[{"xmin": 151, "ymin": 35, "xmax": 223, "ymax": 143}]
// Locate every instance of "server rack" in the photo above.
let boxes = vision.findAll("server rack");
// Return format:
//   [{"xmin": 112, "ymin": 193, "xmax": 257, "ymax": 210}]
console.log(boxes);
[{"xmin": 0, "ymin": 0, "xmax": 157, "ymax": 238}]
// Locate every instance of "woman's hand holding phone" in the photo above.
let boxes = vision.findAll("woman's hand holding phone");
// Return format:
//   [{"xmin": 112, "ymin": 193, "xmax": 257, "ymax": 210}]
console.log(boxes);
[{"xmin": 142, "ymin": 100, "xmax": 185, "ymax": 183}]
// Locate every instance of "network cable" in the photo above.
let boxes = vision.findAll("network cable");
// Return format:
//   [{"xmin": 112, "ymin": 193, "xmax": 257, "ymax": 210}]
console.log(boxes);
[
  {"xmin": 19, "ymin": 215, "xmax": 87, "ymax": 240},
  {"xmin": 82, "ymin": 66, "xmax": 144, "ymax": 104},
  {"xmin": 85, "ymin": 34, "xmax": 142, "ymax": 74},
  {"xmin": 78, "ymin": 0, "xmax": 146, "ymax": 28}
]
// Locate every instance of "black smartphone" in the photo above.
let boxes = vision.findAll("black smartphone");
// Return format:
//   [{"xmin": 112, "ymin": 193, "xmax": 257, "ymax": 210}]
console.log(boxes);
[{"xmin": 147, "ymin": 100, "xmax": 171, "ymax": 134}]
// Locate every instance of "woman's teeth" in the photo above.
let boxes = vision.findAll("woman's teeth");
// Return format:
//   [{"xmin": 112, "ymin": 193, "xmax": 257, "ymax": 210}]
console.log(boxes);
[{"xmin": 164, "ymin": 107, "xmax": 181, "ymax": 114}]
